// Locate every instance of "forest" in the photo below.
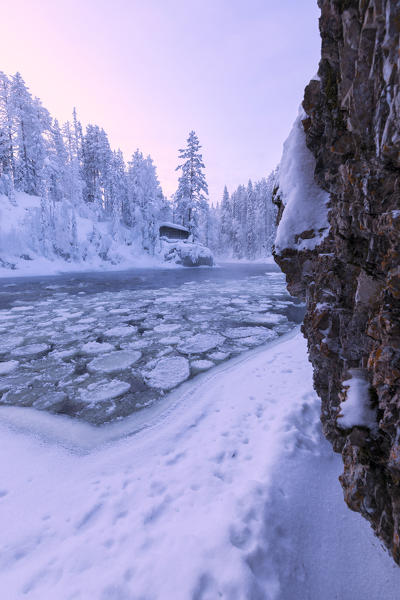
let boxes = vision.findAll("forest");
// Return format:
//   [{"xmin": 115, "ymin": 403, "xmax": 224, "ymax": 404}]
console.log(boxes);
[{"xmin": 0, "ymin": 72, "xmax": 277, "ymax": 267}]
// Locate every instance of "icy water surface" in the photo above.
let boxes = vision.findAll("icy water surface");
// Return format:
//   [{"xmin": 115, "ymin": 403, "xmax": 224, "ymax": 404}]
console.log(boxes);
[{"xmin": 0, "ymin": 263, "xmax": 304, "ymax": 424}]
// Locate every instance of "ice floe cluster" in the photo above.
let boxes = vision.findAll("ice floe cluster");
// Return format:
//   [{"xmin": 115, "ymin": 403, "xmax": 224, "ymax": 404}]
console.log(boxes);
[{"xmin": 0, "ymin": 272, "xmax": 303, "ymax": 423}]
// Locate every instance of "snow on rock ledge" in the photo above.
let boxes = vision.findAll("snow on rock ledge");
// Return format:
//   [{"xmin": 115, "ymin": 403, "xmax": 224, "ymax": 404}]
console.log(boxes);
[
  {"xmin": 275, "ymin": 109, "xmax": 330, "ymax": 255},
  {"xmin": 337, "ymin": 370, "xmax": 377, "ymax": 431}
]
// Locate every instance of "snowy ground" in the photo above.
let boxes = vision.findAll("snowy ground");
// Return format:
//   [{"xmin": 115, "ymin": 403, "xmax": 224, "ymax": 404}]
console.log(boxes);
[
  {"xmin": 1, "ymin": 331, "xmax": 399, "ymax": 600},
  {"xmin": 0, "ymin": 253, "xmax": 173, "ymax": 279},
  {"xmin": 0, "ymin": 267, "xmax": 303, "ymax": 423}
]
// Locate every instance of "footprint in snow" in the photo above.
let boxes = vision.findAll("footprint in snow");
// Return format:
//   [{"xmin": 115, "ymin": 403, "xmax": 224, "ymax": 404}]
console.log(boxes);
[{"xmin": 165, "ymin": 451, "xmax": 186, "ymax": 466}]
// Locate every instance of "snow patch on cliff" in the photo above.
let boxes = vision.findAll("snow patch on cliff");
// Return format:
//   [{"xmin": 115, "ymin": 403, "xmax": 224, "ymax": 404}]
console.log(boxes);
[
  {"xmin": 337, "ymin": 370, "xmax": 378, "ymax": 431},
  {"xmin": 275, "ymin": 108, "xmax": 330, "ymax": 254}
]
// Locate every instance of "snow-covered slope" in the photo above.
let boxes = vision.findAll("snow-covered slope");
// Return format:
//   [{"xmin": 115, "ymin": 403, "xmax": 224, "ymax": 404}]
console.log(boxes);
[
  {"xmin": 1, "ymin": 332, "xmax": 399, "ymax": 599},
  {"xmin": 0, "ymin": 192, "xmax": 162, "ymax": 276}
]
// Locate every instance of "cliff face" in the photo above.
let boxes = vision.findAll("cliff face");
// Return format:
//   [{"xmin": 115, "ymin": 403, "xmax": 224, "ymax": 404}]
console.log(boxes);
[{"xmin": 274, "ymin": 0, "xmax": 400, "ymax": 562}]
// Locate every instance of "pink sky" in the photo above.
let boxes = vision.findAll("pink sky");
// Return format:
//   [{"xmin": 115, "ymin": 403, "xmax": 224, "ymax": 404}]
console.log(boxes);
[{"xmin": 1, "ymin": 0, "xmax": 321, "ymax": 202}]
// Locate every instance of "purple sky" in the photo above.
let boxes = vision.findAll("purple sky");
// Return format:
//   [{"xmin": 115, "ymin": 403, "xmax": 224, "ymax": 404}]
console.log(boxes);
[{"xmin": 2, "ymin": 0, "xmax": 321, "ymax": 202}]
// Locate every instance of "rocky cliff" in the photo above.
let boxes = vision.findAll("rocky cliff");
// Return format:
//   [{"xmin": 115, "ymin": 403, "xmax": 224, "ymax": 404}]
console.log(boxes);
[{"xmin": 274, "ymin": 0, "xmax": 400, "ymax": 562}]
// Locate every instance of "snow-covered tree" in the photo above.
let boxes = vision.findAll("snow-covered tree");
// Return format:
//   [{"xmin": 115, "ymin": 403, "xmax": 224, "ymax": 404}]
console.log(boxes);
[
  {"xmin": 246, "ymin": 180, "xmax": 257, "ymax": 260},
  {"xmin": 109, "ymin": 149, "xmax": 127, "ymax": 240},
  {"xmin": 209, "ymin": 171, "xmax": 278, "ymax": 260},
  {"xmin": 126, "ymin": 150, "xmax": 165, "ymax": 253},
  {"xmin": 219, "ymin": 186, "xmax": 232, "ymax": 254},
  {"xmin": 0, "ymin": 70, "xmax": 179, "ymax": 266},
  {"xmin": 63, "ymin": 108, "xmax": 84, "ymax": 206},
  {"xmin": 174, "ymin": 131, "xmax": 209, "ymax": 239},
  {"xmin": 81, "ymin": 124, "xmax": 114, "ymax": 217}
]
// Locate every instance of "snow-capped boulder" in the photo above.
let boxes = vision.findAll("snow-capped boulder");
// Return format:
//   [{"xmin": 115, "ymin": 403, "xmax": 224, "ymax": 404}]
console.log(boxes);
[{"xmin": 158, "ymin": 239, "xmax": 214, "ymax": 267}]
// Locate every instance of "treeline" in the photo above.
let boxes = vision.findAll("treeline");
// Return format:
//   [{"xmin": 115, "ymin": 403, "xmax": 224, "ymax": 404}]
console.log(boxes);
[
  {"xmin": 0, "ymin": 71, "xmax": 170, "ymax": 259},
  {"xmin": 0, "ymin": 71, "xmax": 277, "ymax": 264},
  {"xmin": 207, "ymin": 172, "xmax": 278, "ymax": 259}
]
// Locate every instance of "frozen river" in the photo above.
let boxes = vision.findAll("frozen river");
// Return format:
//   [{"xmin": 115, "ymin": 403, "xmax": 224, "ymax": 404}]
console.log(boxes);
[{"xmin": 0, "ymin": 263, "xmax": 304, "ymax": 424}]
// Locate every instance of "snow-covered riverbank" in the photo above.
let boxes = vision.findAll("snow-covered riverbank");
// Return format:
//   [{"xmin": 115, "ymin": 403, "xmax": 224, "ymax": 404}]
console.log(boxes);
[
  {"xmin": 0, "ymin": 252, "xmax": 175, "ymax": 279},
  {"xmin": 1, "ymin": 331, "xmax": 399, "ymax": 599}
]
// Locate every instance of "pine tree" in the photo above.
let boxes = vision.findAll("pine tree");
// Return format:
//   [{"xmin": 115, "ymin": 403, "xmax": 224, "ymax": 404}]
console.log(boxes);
[{"xmin": 174, "ymin": 131, "xmax": 208, "ymax": 239}]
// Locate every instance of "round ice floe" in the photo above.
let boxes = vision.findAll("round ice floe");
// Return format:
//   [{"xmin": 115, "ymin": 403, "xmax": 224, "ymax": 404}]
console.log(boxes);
[
  {"xmin": 145, "ymin": 356, "xmax": 190, "ymax": 390},
  {"xmin": 245, "ymin": 313, "xmax": 287, "ymax": 325},
  {"xmin": 0, "ymin": 336, "xmax": 25, "ymax": 354},
  {"xmin": 123, "ymin": 340, "xmax": 150, "ymax": 350},
  {"xmin": 238, "ymin": 331, "xmax": 277, "ymax": 346},
  {"xmin": 103, "ymin": 325, "xmax": 137, "ymax": 338},
  {"xmin": 0, "ymin": 372, "xmax": 34, "ymax": 393},
  {"xmin": 68, "ymin": 324, "xmax": 93, "ymax": 334},
  {"xmin": 154, "ymin": 323, "xmax": 180, "ymax": 333},
  {"xmin": 177, "ymin": 333, "xmax": 224, "ymax": 355},
  {"xmin": 87, "ymin": 350, "xmax": 142, "ymax": 374},
  {"xmin": 11, "ymin": 305, "xmax": 34, "ymax": 312},
  {"xmin": 11, "ymin": 343, "xmax": 50, "ymax": 358},
  {"xmin": 208, "ymin": 351, "xmax": 230, "ymax": 362},
  {"xmin": 33, "ymin": 391, "xmax": 67, "ymax": 410},
  {"xmin": 49, "ymin": 316, "xmax": 68, "ymax": 323},
  {"xmin": 159, "ymin": 336, "xmax": 180, "ymax": 345},
  {"xmin": 81, "ymin": 341, "xmax": 115, "ymax": 355},
  {"xmin": 191, "ymin": 359, "xmax": 214, "ymax": 373},
  {"xmin": 0, "ymin": 313, "xmax": 16, "ymax": 322},
  {"xmin": 49, "ymin": 348, "xmax": 78, "ymax": 360},
  {"xmin": 57, "ymin": 310, "xmax": 82, "ymax": 319},
  {"xmin": 81, "ymin": 380, "xmax": 131, "ymax": 404},
  {"xmin": 0, "ymin": 360, "xmax": 19, "ymax": 375},
  {"xmin": 223, "ymin": 327, "xmax": 271, "ymax": 339},
  {"xmin": 186, "ymin": 314, "xmax": 215, "ymax": 323}
]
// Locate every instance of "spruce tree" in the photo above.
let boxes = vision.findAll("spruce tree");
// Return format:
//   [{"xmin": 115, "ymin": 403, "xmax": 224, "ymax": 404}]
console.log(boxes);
[
  {"xmin": 246, "ymin": 180, "xmax": 257, "ymax": 260},
  {"xmin": 174, "ymin": 130, "xmax": 208, "ymax": 239}
]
